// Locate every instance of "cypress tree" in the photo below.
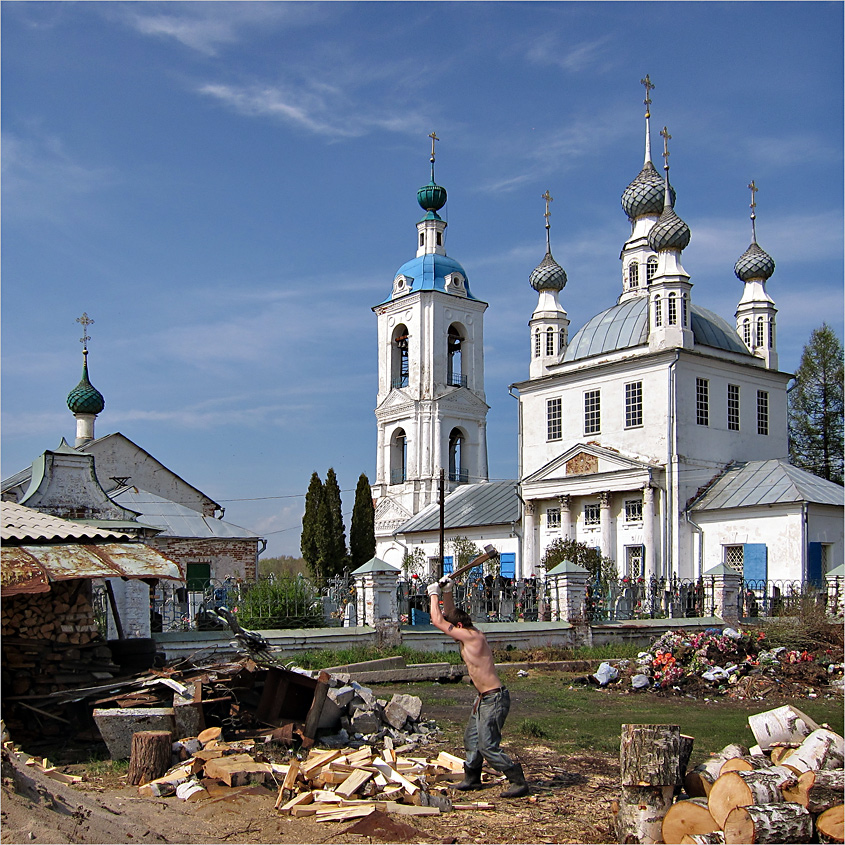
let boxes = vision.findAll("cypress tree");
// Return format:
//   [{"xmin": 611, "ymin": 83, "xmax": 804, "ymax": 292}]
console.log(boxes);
[
  {"xmin": 350, "ymin": 473, "xmax": 376, "ymax": 570},
  {"xmin": 322, "ymin": 467, "xmax": 348, "ymax": 577},
  {"xmin": 301, "ymin": 472, "xmax": 324, "ymax": 582}
]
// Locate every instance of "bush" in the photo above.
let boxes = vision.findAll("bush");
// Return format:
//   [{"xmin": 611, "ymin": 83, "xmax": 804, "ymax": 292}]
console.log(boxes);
[{"xmin": 235, "ymin": 576, "xmax": 324, "ymax": 630}]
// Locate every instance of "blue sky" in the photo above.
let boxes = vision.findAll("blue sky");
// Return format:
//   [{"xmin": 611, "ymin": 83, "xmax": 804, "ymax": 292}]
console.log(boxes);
[{"xmin": 3, "ymin": 2, "xmax": 842, "ymax": 557}]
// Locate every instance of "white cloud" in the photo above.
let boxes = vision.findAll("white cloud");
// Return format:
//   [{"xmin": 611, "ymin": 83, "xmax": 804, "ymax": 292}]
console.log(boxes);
[{"xmin": 525, "ymin": 33, "xmax": 615, "ymax": 73}]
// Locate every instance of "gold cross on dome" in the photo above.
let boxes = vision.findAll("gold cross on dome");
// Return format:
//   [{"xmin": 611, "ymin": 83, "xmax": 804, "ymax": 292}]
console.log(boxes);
[
  {"xmin": 542, "ymin": 190, "xmax": 553, "ymax": 225},
  {"xmin": 748, "ymin": 179, "xmax": 758, "ymax": 213},
  {"xmin": 428, "ymin": 131, "xmax": 439, "ymax": 163},
  {"xmin": 76, "ymin": 312, "xmax": 94, "ymax": 349},
  {"xmin": 641, "ymin": 74, "xmax": 654, "ymax": 115},
  {"xmin": 660, "ymin": 126, "xmax": 672, "ymax": 168}
]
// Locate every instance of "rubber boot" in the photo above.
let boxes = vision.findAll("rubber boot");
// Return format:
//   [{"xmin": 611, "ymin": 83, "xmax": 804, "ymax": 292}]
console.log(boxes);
[
  {"xmin": 500, "ymin": 763, "xmax": 529, "ymax": 798},
  {"xmin": 452, "ymin": 765, "xmax": 484, "ymax": 791}
]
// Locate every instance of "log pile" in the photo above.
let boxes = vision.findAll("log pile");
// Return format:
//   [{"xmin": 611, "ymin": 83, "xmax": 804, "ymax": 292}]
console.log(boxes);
[{"xmin": 613, "ymin": 706, "xmax": 845, "ymax": 844}]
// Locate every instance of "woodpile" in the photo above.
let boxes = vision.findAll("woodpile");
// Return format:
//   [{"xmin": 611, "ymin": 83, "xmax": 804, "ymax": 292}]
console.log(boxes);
[
  {"xmin": 1, "ymin": 580, "xmax": 100, "ymax": 645},
  {"xmin": 612, "ymin": 706, "xmax": 845, "ymax": 845},
  {"xmin": 136, "ymin": 727, "xmax": 494, "ymax": 820}
]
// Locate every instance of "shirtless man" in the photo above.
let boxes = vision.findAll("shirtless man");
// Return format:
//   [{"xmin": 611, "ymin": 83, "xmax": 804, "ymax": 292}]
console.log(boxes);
[{"xmin": 427, "ymin": 579, "xmax": 529, "ymax": 798}]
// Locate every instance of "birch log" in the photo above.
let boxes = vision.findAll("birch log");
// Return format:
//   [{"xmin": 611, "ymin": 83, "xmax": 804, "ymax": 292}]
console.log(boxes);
[
  {"xmin": 747, "ymin": 706, "xmax": 820, "ymax": 752},
  {"xmin": 620, "ymin": 724, "xmax": 681, "ymax": 786},
  {"xmin": 679, "ymin": 834, "xmax": 725, "ymax": 845},
  {"xmin": 783, "ymin": 729, "xmax": 845, "ymax": 774},
  {"xmin": 782, "ymin": 768, "xmax": 845, "ymax": 814},
  {"xmin": 708, "ymin": 768, "xmax": 796, "ymax": 828},
  {"xmin": 817, "ymin": 804, "xmax": 844, "ymax": 844},
  {"xmin": 723, "ymin": 802, "xmax": 812, "ymax": 844},
  {"xmin": 661, "ymin": 797, "xmax": 720, "ymax": 845},
  {"xmin": 684, "ymin": 744, "xmax": 750, "ymax": 797},
  {"xmin": 720, "ymin": 754, "xmax": 773, "ymax": 775},
  {"xmin": 614, "ymin": 785, "xmax": 675, "ymax": 844}
]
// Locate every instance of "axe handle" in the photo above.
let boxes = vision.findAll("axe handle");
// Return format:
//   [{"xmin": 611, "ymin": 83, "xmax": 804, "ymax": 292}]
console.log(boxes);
[{"xmin": 440, "ymin": 551, "xmax": 498, "ymax": 584}]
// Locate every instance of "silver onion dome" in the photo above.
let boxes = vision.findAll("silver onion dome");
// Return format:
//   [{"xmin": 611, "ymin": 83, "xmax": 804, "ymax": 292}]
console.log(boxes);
[
  {"xmin": 734, "ymin": 241, "xmax": 775, "ymax": 282},
  {"xmin": 530, "ymin": 250, "xmax": 567, "ymax": 292},
  {"xmin": 622, "ymin": 161, "xmax": 676, "ymax": 220},
  {"xmin": 648, "ymin": 205, "xmax": 691, "ymax": 252}
]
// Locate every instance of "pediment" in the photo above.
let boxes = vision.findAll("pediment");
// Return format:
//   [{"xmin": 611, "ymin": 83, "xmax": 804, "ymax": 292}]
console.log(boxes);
[
  {"xmin": 374, "ymin": 496, "xmax": 413, "ymax": 528},
  {"xmin": 376, "ymin": 390, "xmax": 415, "ymax": 416},
  {"xmin": 437, "ymin": 388, "xmax": 490, "ymax": 412},
  {"xmin": 524, "ymin": 443, "xmax": 654, "ymax": 485}
]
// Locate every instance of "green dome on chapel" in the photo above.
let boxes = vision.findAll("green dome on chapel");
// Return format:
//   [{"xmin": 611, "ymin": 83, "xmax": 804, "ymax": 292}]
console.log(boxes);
[
  {"xmin": 67, "ymin": 357, "xmax": 105, "ymax": 415},
  {"xmin": 417, "ymin": 180, "xmax": 447, "ymax": 214}
]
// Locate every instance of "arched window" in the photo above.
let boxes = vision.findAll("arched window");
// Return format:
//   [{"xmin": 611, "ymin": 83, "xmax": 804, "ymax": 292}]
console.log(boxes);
[
  {"xmin": 742, "ymin": 318, "xmax": 751, "ymax": 346},
  {"xmin": 628, "ymin": 262, "xmax": 639, "ymax": 289},
  {"xmin": 560, "ymin": 327, "xmax": 567, "ymax": 350},
  {"xmin": 756, "ymin": 317, "xmax": 765, "ymax": 348},
  {"xmin": 682, "ymin": 294, "xmax": 689, "ymax": 327},
  {"xmin": 534, "ymin": 328, "xmax": 541, "ymax": 358},
  {"xmin": 546, "ymin": 327, "xmax": 555, "ymax": 356},
  {"xmin": 653, "ymin": 296, "xmax": 662, "ymax": 327},
  {"xmin": 391, "ymin": 324, "xmax": 409, "ymax": 388},
  {"xmin": 448, "ymin": 429, "xmax": 467, "ymax": 483},
  {"xmin": 391, "ymin": 429, "xmax": 407, "ymax": 485},
  {"xmin": 646, "ymin": 257, "xmax": 658, "ymax": 283},
  {"xmin": 447, "ymin": 324, "xmax": 464, "ymax": 387},
  {"xmin": 769, "ymin": 319, "xmax": 775, "ymax": 348},
  {"xmin": 668, "ymin": 293, "xmax": 677, "ymax": 325}
]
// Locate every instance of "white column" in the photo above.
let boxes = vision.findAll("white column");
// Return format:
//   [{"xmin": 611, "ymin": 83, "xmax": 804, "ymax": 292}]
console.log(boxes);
[
  {"xmin": 478, "ymin": 419, "xmax": 489, "ymax": 481},
  {"xmin": 599, "ymin": 491, "xmax": 613, "ymax": 562},
  {"xmin": 643, "ymin": 485, "xmax": 656, "ymax": 579},
  {"xmin": 376, "ymin": 426, "xmax": 385, "ymax": 485},
  {"xmin": 523, "ymin": 501, "xmax": 537, "ymax": 577},
  {"xmin": 558, "ymin": 495, "xmax": 572, "ymax": 540}
]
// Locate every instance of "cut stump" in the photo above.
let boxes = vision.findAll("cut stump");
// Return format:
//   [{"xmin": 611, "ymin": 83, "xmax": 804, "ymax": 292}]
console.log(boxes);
[
  {"xmin": 817, "ymin": 804, "xmax": 845, "ymax": 844},
  {"xmin": 127, "ymin": 730, "xmax": 172, "ymax": 786},
  {"xmin": 708, "ymin": 768, "xmax": 795, "ymax": 829}
]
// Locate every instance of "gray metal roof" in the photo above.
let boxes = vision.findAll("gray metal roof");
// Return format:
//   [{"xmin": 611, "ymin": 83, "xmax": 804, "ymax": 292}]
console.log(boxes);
[
  {"xmin": 111, "ymin": 488, "xmax": 260, "ymax": 540},
  {"xmin": 563, "ymin": 298, "xmax": 750, "ymax": 362},
  {"xmin": 395, "ymin": 480, "xmax": 519, "ymax": 535},
  {"xmin": 691, "ymin": 459, "xmax": 845, "ymax": 511}
]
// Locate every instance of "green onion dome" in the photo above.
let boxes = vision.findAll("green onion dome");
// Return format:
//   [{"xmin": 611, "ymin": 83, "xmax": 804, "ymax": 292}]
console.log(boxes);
[
  {"xmin": 67, "ymin": 359, "xmax": 105, "ymax": 415},
  {"xmin": 417, "ymin": 180, "xmax": 447, "ymax": 214}
]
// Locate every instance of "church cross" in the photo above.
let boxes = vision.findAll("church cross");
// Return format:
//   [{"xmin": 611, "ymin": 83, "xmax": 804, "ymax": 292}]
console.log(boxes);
[
  {"xmin": 641, "ymin": 74, "xmax": 654, "ymax": 116},
  {"xmin": 428, "ymin": 131, "xmax": 439, "ymax": 181},
  {"xmin": 76, "ymin": 312, "xmax": 94, "ymax": 350},
  {"xmin": 542, "ymin": 190, "xmax": 553, "ymax": 227},
  {"xmin": 748, "ymin": 179, "xmax": 758, "ymax": 241},
  {"xmin": 660, "ymin": 126, "xmax": 671, "ymax": 170}
]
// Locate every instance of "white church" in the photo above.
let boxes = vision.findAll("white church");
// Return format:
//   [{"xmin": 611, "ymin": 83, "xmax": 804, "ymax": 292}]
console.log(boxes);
[{"xmin": 371, "ymin": 88, "xmax": 843, "ymax": 587}]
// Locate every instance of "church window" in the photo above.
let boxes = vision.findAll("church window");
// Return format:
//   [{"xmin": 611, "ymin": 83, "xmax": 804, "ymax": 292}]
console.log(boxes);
[
  {"xmin": 560, "ymin": 327, "xmax": 567, "ymax": 349},
  {"xmin": 724, "ymin": 545, "xmax": 744, "ymax": 573},
  {"xmin": 625, "ymin": 381, "xmax": 643, "ymax": 428},
  {"xmin": 668, "ymin": 293, "xmax": 677, "ymax": 325},
  {"xmin": 646, "ymin": 257, "xmax": 658, "ymax": 282},
  {"xmin": 584, "ymin": 503, "xmax": 600, "ymax": 525},
  {"xmin": 769, "ymin": 320, "xmax": 775, "ymax": 348},
  {"xmin": 682, "ymin": 294, "xmax": 689, "ymax": 327},
  {"xmin": 742, "ymin": 319, "xmax": 751, "ymax": 346},
  {"xmin": 547, "ymin": 398, "xmax": 562, "ymax": 441},
  {"xmin": 546, "ymin": 328, "xmax": 555, "ymax": 356},
  {"xmin": 534, "ymin": 329, "xmax": 541, "ymax": 358},
  {"xmin": 391, "ymin": 429, "xmax": 407, "ymax": 485},
  {"xmin": 436, "ymin": 232, "xmax": 442, "ymax": 246},
  {"xmin": 546, "ymin": 507, "xmax": 561, "ymax": 528},
  {"xmin": 392, "ymin": 325, "xmax": 409, "ymax": 388},
  {"xmin": 757, "ymin": 390, "xmax": 769, "ymax": 436},
  {"xmin": 628, "ymin": 262, "xmax": 639, "ymax": 288},
  {"xmin": 728, "ymin": 384, "xmax": 740, "ymax": 431},
  {"xmin": 654, "ymin": 296, "xmax": 662, "ymax": 327},
  {"xmin": 696, "ymin": 378, "xmax": 709, "ymax": 426},
  {"xmin": 625, "ymin": 545, "xmax": 644, "ymax": 579},
  {"xmin": 756, "ymin": 317, "xmax": 765, "ymax": 348},
  {"xmin": 448, "ymin": 428, "xmax": 467, "ymax": 483},
  {"xmin": 584, "ymin": 389, "xmax": 601, "ymax": 435},
  {"xmin": 447, "ymin": 325, "xmax": 464, "ymax": 387},
  {"xmin": 625, "ymin": 499, "xmax": 643, "ymax": 522},
  {"xmin": 420, "ymin": 233, "xmax": 424, "ymax": 247}
]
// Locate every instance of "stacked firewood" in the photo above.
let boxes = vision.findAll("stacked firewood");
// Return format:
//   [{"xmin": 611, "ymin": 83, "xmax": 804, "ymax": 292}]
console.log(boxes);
[
  {"xmin": 136, "ymin": 728, "xmax": 493, "ymax": 820},
  {"xmin": 1, "ymin": 581, "xmax": 99, "ymax": 645},
  {"xmin": 613, "ymin": 705, "xmax": 844, "ymax": 845}
]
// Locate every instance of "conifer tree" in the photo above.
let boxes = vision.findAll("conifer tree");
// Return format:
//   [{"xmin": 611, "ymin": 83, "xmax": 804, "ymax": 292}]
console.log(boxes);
[
  {"xmin": 301, "ymin": 472, "xmax": 324, "ymax": 582},
  {"xmin": 321, "ymin": 467, "xmax": 348, "ymax": 577},
  {"xmin": 788, "ymin": 324, "xmax": 844, "ymax": 485},
  {"xmin": 349, "ymin": 473, "xmax": 376, "ymax": 570}
]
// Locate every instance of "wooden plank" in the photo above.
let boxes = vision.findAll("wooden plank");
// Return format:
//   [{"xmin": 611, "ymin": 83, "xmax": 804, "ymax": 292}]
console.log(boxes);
[
  {"xmin": 277, "ymin": 791, "xmax": 314, "ymax": 813},
  {"xmin": 373, "ymin": 758, "xmax": 419, "ymax": 794},
  {"xmin": 301, "ymin": 749, "xmax": 341, "ymax": 777},
  {"xmin": 303, "ymin": 671, "xmax": 331, "ymax": 741},
  {"xmin": 315, "ymin": 805, "xmax": 377, "ymax": 822},
  {"xmin": 335, "ymin": 768, "xmax": 373, "ymax": 798},
  {"xmin": 435, "ymin": 751, "xmax": 465, "ymax": 773},
  {"xmin": 383, "ymin": 802, "xmax": 440, "ymax": 816},
  {"xmin": 290, "ymin": 805, "xmax": 319, "ymax": 817}
]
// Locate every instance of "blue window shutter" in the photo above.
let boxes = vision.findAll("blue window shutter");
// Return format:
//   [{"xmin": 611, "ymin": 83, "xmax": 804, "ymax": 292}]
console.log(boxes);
[
  {"xmin": 742, "ymin": 544, "xmax": 767, "ymax": 583},
  {"xmin": 808, "ymin": 543, "xmax": 823, "ymax": 587},
  {"xmin": 443, "ymin": 556, "xmax": 453, "ymax": 574},
  {"xmin": 500, "ymin": 553, "xmax": 516, "ymax": 578}
]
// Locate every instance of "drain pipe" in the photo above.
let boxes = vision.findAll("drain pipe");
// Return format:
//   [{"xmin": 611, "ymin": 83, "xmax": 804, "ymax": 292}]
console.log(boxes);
[{"xmin": 509, "ymin": 384, "xmax": 525, "ymax": 578}]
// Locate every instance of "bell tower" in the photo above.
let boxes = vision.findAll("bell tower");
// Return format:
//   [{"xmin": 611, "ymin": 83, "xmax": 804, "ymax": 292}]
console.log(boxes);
[{"xmin": 371, "ymin": 135, "xmax": 489, "ymax": 558}]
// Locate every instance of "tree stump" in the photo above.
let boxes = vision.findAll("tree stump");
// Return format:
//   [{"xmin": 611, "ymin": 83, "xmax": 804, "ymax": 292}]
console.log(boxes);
[
  {"xmin": 783, "ymin": 729, "xmax": 845, "ymax": 774},
  {"xmin": 817, "ymin": 804, "xmax": 844, "ymax": 844},
  {"xmin": 661, "ymin": 797, "xmax": 720, "ymax": 845},
  {"xmin": 615, "ymin": 784, "xmax": 675, "ymax": 844},
  {"xmin": 783, "ymin": 769, "xmax": 845, "ymax": 814},
  {"xmin": 127, "ymin": 730, "xmax": 173, "ymax": 786},
  {"xmin": 723, "ymin": 802, "xmax": 812, "ymax": 844},
  {"xmin": 708, "ymin": 768, "xmax": 795, "ymax": 829}
]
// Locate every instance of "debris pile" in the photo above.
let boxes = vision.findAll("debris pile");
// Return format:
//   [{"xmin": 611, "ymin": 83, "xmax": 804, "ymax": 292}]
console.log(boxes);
[
  {"xmin": 611, "ymin": 705, "xmax": 845, "ymax": 844},
  {"xmin": 590, "ymin": 627, "xmax": 844, "ymax": 700}
]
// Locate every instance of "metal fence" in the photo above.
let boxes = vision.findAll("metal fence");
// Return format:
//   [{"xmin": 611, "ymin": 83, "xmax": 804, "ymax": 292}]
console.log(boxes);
[
  {"xmin": 585, "ymin": 575, "xmax": 710, "ymax": 623},
  {"xmin": 398, "ymin": 575, "xmax": 547, "ymax": 625},
  {"xmin": 740, "ymin": 579, "xmax": 830, "ymax": 618}
]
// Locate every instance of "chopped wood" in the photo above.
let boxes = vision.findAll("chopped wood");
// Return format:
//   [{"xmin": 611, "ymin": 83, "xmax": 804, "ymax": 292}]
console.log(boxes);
[
  {"xmin": 280, "ymin": 757, "xmax": 300, "ymax": 796},
  {"xmin": 290, "ymin": 805, "xmax": 319, "ymax": 817},
  {"xmin": 436, "ymin": 751, "xmax": 466, "ymax": 772},
  {"xmin": 453, "ymin": 801, "xmax": 495, "ymax": 810},
  {"xmin": 817, "ymin": 804, "xmax": 845, "ymax": 844},
  {"xmin": 300, "ymin": 749, "xmax": 342, "ymax": 777},
  {"xmin": 678, "ymin": 734, "xmax": 695, "ymax": 786},
  {"xmin": 197, "ymin": 726, "xmax": 222, "ymax": 745},
  {"xmin": 373, "ymin": 757, "xmax": 419, "ymax": 794},
  {"xmin": 781, "ymin": 728, "xmax": 845, "ymax": 774},
  {"xmin": 277, "ymin": 788, "xmax": 313, "ymax": 813},
  {"xmin": 782, "ymin": 769, "xmax": 845, "ymax": 814},
  {"xmin": 202, "ymin": 754, "xmax": 272, "ymax": 787},
  {"xmin": 661, "ymin": 797, "xmax": 720, "ymax": 845},
  {"xmin": 614, "ymin": 784, "xmax": 674, "ymax": 845},
  {"xmin": 315, "ymin": 805, "xmax": 377, "ymax": 822},
  {"xmin": 747, "ymin": 705, "xmax": 820, "ymax": 752},
  {"xmin": 127, "ymin": 731, "xmax": 173, "ymax": 787},
  {"xmin": 723, "ymin": 802, "xmax": 812, "ymax": 845},
  {"xmin": 334, "ymin": 768, "xmax": 373, "ymax": 798},
  {"xmin": 382, "ymin": 802, "xmax": 440, "ymax": 816},
  {"xmin": 720, "ymin": 754, "xmax": 773, "ymax": 775},
  {"xmin": 679, "ymin": 834, "xmax": 725, "ymax": 844},
  {"xmin": 707, "ymin": 768, "xmax": 796, "ymax": 829},
  {"xmin": 769, "ymin": 745, "xmax": 799, "ymax": 766}
]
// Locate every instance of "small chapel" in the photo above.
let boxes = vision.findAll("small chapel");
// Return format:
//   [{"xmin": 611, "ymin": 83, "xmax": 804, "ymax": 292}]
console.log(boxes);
[{"xmin": 375, "ymin": 79, "xmax": 843, "ymax": 586}]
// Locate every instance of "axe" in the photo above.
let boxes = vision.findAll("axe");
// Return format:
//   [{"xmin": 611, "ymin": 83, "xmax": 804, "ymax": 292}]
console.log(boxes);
[{"xmin": 438, "ymin": 544, "xmax": 499, "ymax": 585}]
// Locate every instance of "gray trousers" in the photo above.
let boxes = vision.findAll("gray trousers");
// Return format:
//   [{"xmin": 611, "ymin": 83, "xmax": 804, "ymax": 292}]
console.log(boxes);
[{"xmin": 464, "ymin": 687, "xmax": 514, "ymax": 772}]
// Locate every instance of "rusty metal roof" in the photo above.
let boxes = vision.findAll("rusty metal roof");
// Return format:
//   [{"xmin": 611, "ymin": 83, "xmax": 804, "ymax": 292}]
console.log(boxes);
[
  {"xmin": 1, "ymin": 543, "xmax": 184, "ymax": 596},
  {"xmin": 2, "ymin": 501, "xmax": 132, "ymax": 543}
]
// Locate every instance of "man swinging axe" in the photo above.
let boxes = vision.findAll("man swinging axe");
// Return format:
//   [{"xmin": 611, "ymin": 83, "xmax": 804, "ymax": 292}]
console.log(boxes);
[{"xmin": 427, "ymin": 545, "xmax": 529, "ymax": 798}]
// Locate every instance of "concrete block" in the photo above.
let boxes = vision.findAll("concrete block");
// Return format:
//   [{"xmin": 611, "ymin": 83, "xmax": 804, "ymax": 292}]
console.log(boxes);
[
  {"xmin": 93, "ymin": 707, "xmax": 175, "ymax": 760},
  {"xmin": 350, "ymin": 710, "xmax": 381, "ymax": 735},
  {"xmin": 383, "ymin": 694, "xmax": 422, "ymax": 730},
  {"xmin": 327, "ymin": 685, "xmax": 355, "ymax": 709}
]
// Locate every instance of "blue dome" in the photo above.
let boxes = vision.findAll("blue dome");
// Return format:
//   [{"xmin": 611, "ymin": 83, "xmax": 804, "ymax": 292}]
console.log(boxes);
[
  {"xmin": 389, "ymin": 253, "xmax": 478, "ymax": 300},
  {"xmin": 563, "ymin": 298, "xmax": 750, "ymax": 362}
]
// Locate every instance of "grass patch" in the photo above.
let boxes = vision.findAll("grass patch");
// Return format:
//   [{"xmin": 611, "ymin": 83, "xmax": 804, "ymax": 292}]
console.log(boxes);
[
  {"xmin": 85, "ymin": 755, "xmax": 129, "ymax": 777},
  {"xmin": 285, "ymin": 645, "xmax": 464, "ymax": 670},
  {"xmin": 492, "ymin": 643, "xmax": 643, "ymax": 662},
  {"xmin": 517, "ymin": 718, "xmax": 548, "ymax": 739}
]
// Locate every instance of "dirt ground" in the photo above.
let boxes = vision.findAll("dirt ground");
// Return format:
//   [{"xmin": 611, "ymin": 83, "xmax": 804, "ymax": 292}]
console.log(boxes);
[{"xmin": 1, "ymin": 681, "xmax": 618, "ymax": 845}]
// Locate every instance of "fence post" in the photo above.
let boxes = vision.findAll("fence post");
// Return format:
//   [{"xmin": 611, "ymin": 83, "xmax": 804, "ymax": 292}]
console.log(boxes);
[
  {"xmin": 351, "ymin": 557, "xmax": 401, "ymax": 628},
  {"xmin": 546, "ymin": 560, "xmax": 589, "ymax": 622},
  {"xmin": 702, "ymin": 564, "xmax": 742, "ymax": 621},
  {"xmin": 826, "ymin": 564, "xmax": 845, "ymax": 618}
]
